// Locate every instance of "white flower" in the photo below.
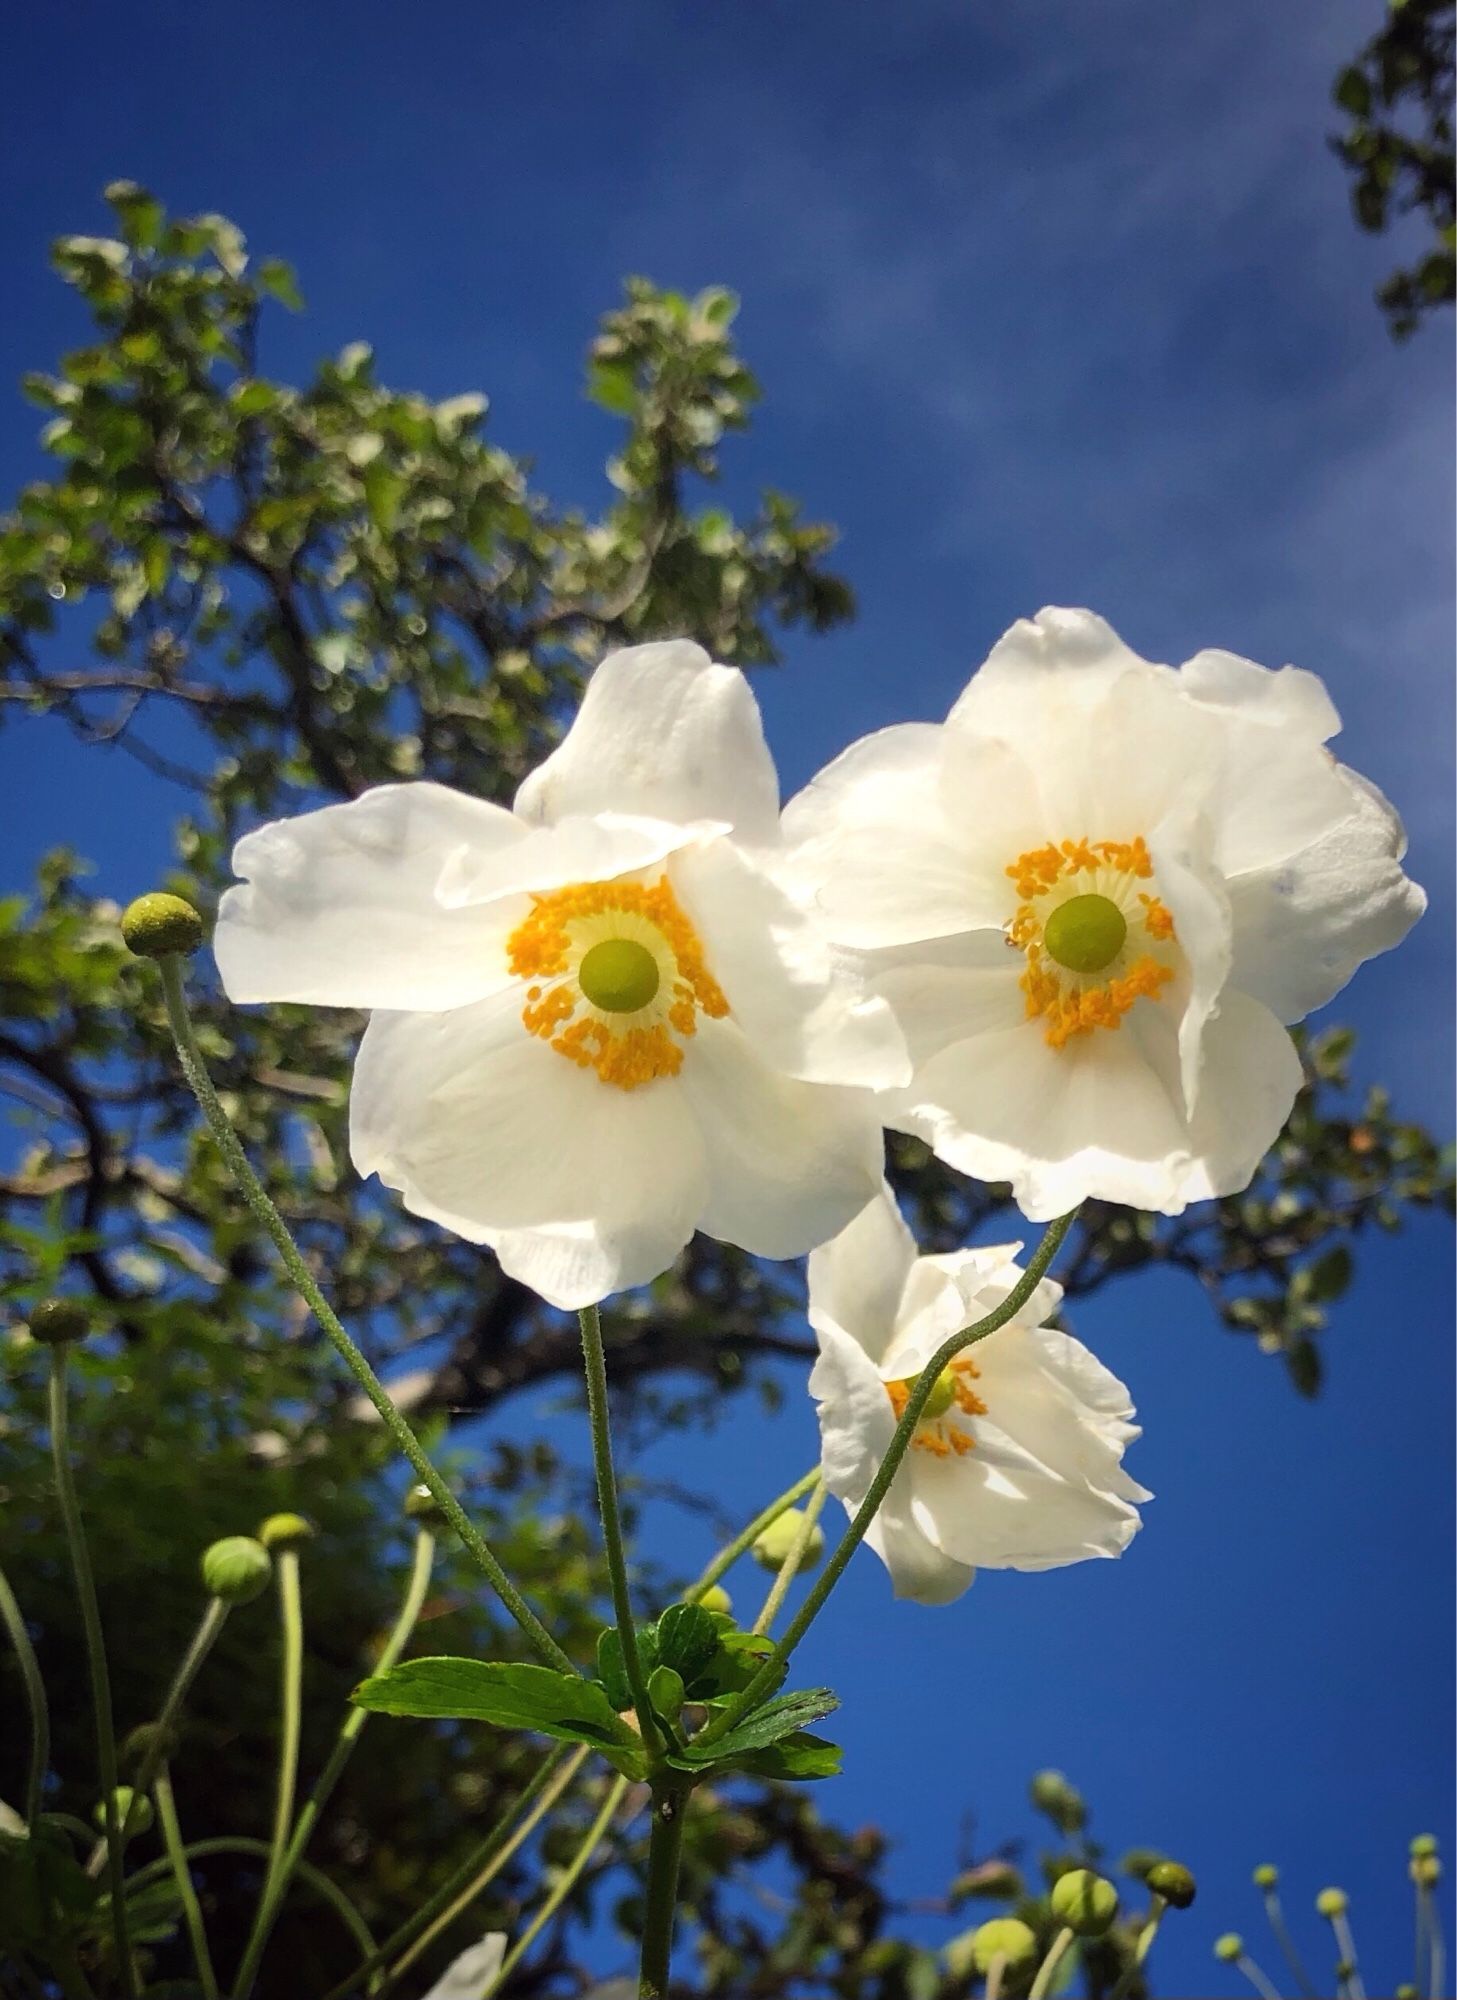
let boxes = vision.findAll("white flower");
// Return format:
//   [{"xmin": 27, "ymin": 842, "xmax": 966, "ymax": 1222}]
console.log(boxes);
[
  {"xmin": 784, "ymin": 607, "xmax": 1425, "ymax": 1217},
  {"xmin": 421, "ymin": 1931, "xmax": 505, "ymax": 2000},
  {"xmin": 807, "ymin": 1186, "xmax": 1148, "ymax": 1604},
  {"xmin": 215, "ymin": 641, "xmax": 905, "ymax": 1309}
]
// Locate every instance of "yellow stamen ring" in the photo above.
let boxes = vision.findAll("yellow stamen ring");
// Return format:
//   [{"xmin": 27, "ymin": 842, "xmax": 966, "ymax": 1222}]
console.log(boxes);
[
  {"xmin": 886, "ymin": 1356, "xmax": 987, "ymax": 1457},
  {"xmin": 1004, "ymin": 835, "xmax": 1178, "ymax": 1049},
  {"xmin": 507, "ymin": 875, "xmax": 728, "ymax": 1090}
]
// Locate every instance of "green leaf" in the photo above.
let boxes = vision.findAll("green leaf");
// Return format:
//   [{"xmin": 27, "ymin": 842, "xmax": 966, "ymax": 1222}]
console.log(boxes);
[
  {"xmin": 1334, "ymin": 65, "xmax": 1373, "ymax": 117},
  {"xmin": 673, "ymin": 1687, "xmax": 839, "ymax": 1767},
  {"xmin": 648, "ymin": 1664, "xmax": 685, "ymax": 1722},
  {"xmin": 257, "ymin": 258, "xmax": 303, "ymax": 311},
  {"xmin": 712, "ymin": 1731, "xmax": 843, "ymax": 1782},
  {"xmin": 655, "ymin": 1601, "xmax": 720, "ymax": 1688},
  {"xmin": 595, "ymin": 1623, "xmax": 659, "ymax": 1712},
  {"xmin": 352, "ymin": 1657, "xmax": 641, "ymax": 1760},
  {"xmin": 1306, "ymin": 1245, "xmax": 1352, "ymax": 1304}
]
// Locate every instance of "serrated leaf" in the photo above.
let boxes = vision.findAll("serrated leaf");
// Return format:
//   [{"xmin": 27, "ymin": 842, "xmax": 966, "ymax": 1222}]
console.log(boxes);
[
  {"xmin": 655, "ymin": 1602, "xmax": 719, "ymax": 1687},
  {"xmin": 709, "ymin": 1730, "xmax": 842, "ymax": 1782},
  {"xmin": 353, "ymin": 1657, "xmax": 640, "ymax": 1758},
  {"xmin": 672, "ymin": 1687, "xmax": 839, "ymax": 1767}
]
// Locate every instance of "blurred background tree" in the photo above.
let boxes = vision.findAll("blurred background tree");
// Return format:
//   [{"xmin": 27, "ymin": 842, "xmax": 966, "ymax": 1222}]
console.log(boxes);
[{"xmin": 0, "ymin": 183, "xmax": 1450, "ymax": 1997}]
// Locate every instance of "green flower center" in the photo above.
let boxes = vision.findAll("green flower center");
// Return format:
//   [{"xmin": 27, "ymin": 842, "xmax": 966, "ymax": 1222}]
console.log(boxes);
[
  {"xmin": 578, "ymin": 938, "xmax": 660, "ymax": 1013},
  {"xmin": 1043, "ymin": 894, "xmax": 1127, "ymax": 975},
  {"xmin": 920, "ymin": 1368, "xmax": 958, "ymax": 1420}
]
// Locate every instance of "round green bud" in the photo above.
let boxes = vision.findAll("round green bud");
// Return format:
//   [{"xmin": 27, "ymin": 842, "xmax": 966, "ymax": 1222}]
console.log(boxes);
[
  {"xmin": 1044, "ymin": 893, "xmax": 1127, "ymax": 975},
  {"xmin": 94, "ymin": 1786, "xmax": 153, "ymax": 1841},
  {"xmin": 1253, "ymin": 1863, "xmax": 1279, "ymax": 1890},
  {"xmin": 1030, "ymin": 1767, "xmax": 1086, "ymax": 1831},
  {"xmin": 1049, "ymin": 1868, "xmax": 1119, "ymax": 1936},
  {"xmin": 1410, "ymin": 1854, "xmax": 1442, "ymax": 1886},
  {"xmin": 27, "ymin": 1298, "xmax": 92, "ymax": 1346},
  {"xmin": 920, "ymin": 1367, "xmax": 958, "ymax": 1420},
  {"xmin": 1316, "ymin": 1887, "xmax": 1348, "ymax": 1918},
  {"xmin": 120, "ymin": 892, "xmax": 204, "ymax": 960},
  {"xmin": 201, "ymin": 1535, "xmax": 272, "ymax": 1605},
  {"xmin": 1410, "ymin": 1833, "xmax": 1439, "ymax": 1858},
  {"xmin": 967, "ymin": 1918, "xmax": 1038, "ymax": 1974},
  {"xmin": 1214, "ymin": 1934, "xmax": 1244, "ymax": 1963},
  {"xmin": 698, "ymin": 1584, "xmax": 732, "ymax": 1616},
  {"xmin": 1146, "ymin": 1860, "xmax": 1197, "ymax": 1909},
  {"xmin": 1396, "ymin": 1985, "xmax": 1420, "ymax": 1998},
  {"xmin": 578, "ymin": 937, "xmax": 659, "ymax": 1014},
  {"xmin": 257, "ymin": 1511, "xmax": 314, "ymax": 1552},
  {"xmin": 752, "ymin": 1508, "xmax": 825, "ymax": 1573}
]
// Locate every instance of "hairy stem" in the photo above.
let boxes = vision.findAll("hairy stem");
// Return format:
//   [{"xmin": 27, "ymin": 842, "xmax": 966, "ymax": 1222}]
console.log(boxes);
[
  {"xmin": 750, "ymin": 1478, "xmax": 827, "ymax": 1637},
  {"xmin": 578, "ymin": 1302, "xmax": 662, "ymax": 1755},
  {"xmin": 157, "ymin": 953, "xmax": 570, "ymax": 1674},
  {"xmin": 48, "ymin": 1346, "xmax": 136, "ymax": 1999},
  {"xmin": 232, "ymin": 1548, "xmax": 306, "ymax": 1997},
  {"xmin": 638, "ymin": 1784, "xmax": 690, "ymax": 2000}
]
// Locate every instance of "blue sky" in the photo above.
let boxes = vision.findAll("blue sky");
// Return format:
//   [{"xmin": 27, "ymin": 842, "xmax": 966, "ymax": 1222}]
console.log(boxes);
[{"xmin": 1, "ymin": 2, "xmax": 1452, "ymax": 1993}]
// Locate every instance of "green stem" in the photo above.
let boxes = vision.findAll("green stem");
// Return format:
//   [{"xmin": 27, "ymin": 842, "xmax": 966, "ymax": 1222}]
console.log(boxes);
[
  {"xmin": 638, "ymin": 1783, "xmax": 690, "ymax": 2000},
  {"xmin": 1235, "ymin": 1951, "xmax": 1283, "ymax": 2000},
  {"xmin": 154, "ymin": 1765, "xmax": 220, "ymax": 2000},
  {"xmin": 0, "ymin": 1559, "xmax": 49, "ymax": 1825},
  {"xmin": 282, "ymin": 1529, "xmax": 434, "ymax": 1878},
  {"xmin": 87, "ymin": 1594, "xmax": 230, "ymax": 1876},
  {"xmin": 1263, "ymin": 1891, "xmax": 1315, "ymax": 1997},
  {"xmin": 707, "ymin": 1210, "xmax": 1078, "ymax": 1742},
  {"xmin": 1107, "ymin": 1897, "xmax": 1166, "ymax": 2000},
  {"xmin": 577, "ymin": 1302, "xmax": 662, "ymax": 1757},
  {"xmin": 1028, "ymin": 1927, "xmax": 1074, "ymax": 2000},
  {"xmin": 684, "ymin": 1467, "xmax": 820, "ymax": 1602},
  {"xmin": 157, "ymin": 954, "xmax": 570, "ymax": 1675},
  {"xmin": 984, "ymin": 1955, "xmax": 1007, "ymax": 2000},
  {"xmin": 122, "ymin": 1836, "xmax": 377, "ymax": 1962},
  {"xmin": 1330, "ymin": 1911, "xmax": 1366, "ymax": 2000},
  {"xmin": 231, "ymin": 1548, "xmax": 306, "ymax": 1997},
  {"xmin": 374, "ymin": 1744, "xmax": 590, "ymax": 1994},
  {"xmin": 48, "ymin": 1345, "xmax": 136, "ymax": 2000},
  {"xmin": 750, "ymin": 1478, "xmax": 827, "ymax": 1637},
  {"xmin": 494, "ymin": 1773, "xmax": 631, "ymax": 1988}
]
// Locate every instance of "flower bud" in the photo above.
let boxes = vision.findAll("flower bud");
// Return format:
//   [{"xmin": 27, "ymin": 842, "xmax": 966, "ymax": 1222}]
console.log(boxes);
[
  {"xmin": 752, "ymin": 1508, "xmax": 825, "ymax": 1572},
  {"xmin": 1146, "ymin": 1860, "xmax": 1197, "ymax": 1909},
  {"xmin": 1410, "ymin": 1854, "xmax": 1442, "ymax": 1887},
  {"xmin": 1410, "ymin": 1834, "xmax": 1438, "ymax": 1858},
  {"xmin": 1253, "ymin": 1863, "xmax": 1279, "ymax": 1890},
  {"xmin": 201, "ymin": 1535, "xmax": 272, "ymax": 1604},
  {"xmin": 257, "ymin": 1511, "xmax": 314, "ymax": 1552},
  {"xmin": 94, "ymin": 1786, "xmax": 153, "ymax": 1841},
  {"xmin": 120, "ymin": 892, "xmax": 204, "ymax": 959},
  {"xmin": 1396, "ymin": 1985, "xmax": 1419, "ymax": 1998},
  {"xmin": 27, "ymin": 1298, "xmax": 92, "ymax": 1346},
  {"xmin": 1030, "ymin": 1767, "xmax": 1087, "ymax": 1833},
  {"xmin": 1214, "ymin": 1934, "xmax": 1243, "ymax": 1964},
  {"xmin": 1049, "ymin": 1868, "xmax": 1118, "ymax": 1936},
  {"xmin": 958, "ymin": 1917, "xmax": 1037, "ymax": 1975},
  {"xmin": 1316, "ymin": 1887, "xmax": 1348, "ymax": 1918}
]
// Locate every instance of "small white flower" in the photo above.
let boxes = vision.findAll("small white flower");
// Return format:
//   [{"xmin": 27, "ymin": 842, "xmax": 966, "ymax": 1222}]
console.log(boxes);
[
  {"xmin": 215, "ymin": 641, "xmax": 905, "ymax": 1309},
  {"xmin": 421, "ymin": 1930, "xmax": 506, "ymax": 2000},
  {"xmin": 784, "ymin": 607, "xmax": 1425, "ymax": 1217},
  {"xmin": 808, "ymin": 1186, "xmax": 1149, "ymax": 1604}
]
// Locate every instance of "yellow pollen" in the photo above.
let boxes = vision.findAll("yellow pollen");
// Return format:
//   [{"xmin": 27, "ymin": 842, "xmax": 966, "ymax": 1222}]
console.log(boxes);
[
  {"xmin": 1004, "ymin": 835, "xmax": 1178, "ymax": 1049},
  {"xmin": 507, "ymin": 875, "xmax": 728, "ymax": 1091},
  {"xmin": 886, "ymin": 1354, "xmax": 987, "ymax": 1456}
]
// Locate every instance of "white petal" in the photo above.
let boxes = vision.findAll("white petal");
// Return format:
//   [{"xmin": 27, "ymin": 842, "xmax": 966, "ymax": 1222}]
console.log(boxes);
[
  {"xmin": 1147, "ymin": 801, "xmax": 1232, "ymax": 1116},
  {"xmin": 216, "ymin": 783, "xmax": 523, "ymax": 1011},
  {"xmin": 671, "ymin": 841, "xmax": 908, "ymax": 1088},
  {"xmin": 970, "ymin": 1318, "xmax": 1148, "ymax": 1502},
  {"xmin": 910, "ymin": 1433, "xmax": 1143, "ymax": 1572},
  {"xmin": 1179, "ymin": 647, "xmax": 1341, "ymax": 742},
  {"xmin": 514, "ymin": 641, "xmax": 780, "ymax": 842},
  {"xmin": 864, "ymin": 1499, "xmax": 976, "ymax": 1605},
  {"xmin": 807, "ymin": 1185, "xmax": 919, "ymax": 1369},
  {"xmin": 349, "ymin": 997, "xmax": 708, "ymax": 1309},
  {"xmin": 1226, "ymin": 768, "xmax": 1426, "ymax": 1022},
  {"xmin": 678, "ymin": 1018, "xmax": 884, "ymax": 1259},
  {"xmin": 1141, "ymin": 989, "xmax": 1305, "ymax": 1204},
  {"xmin": 781, "ymin": 722, "xmax": 944, "ymax": 867},
  {"xmin": 893, "ymin": 1018, "xmax": 1198, "ymax": 1219},
  {"xmin": 948, "ymin": 607, "xmax": 1170, "ymax": 736},
  {"xmin": 809, "ymin": 1315, "xmax": 898, "ymax": 1503},
  {"xmin": 422, "ymin": 1932, "xmax": 507, "ymax": 2000},
  {"xmin": 872, "ymin": 938, "xmax": 1026, "ymax": 1067},
  {"xmin": 439, "ymin": 811, "xmax": 716, "ymax": 909}
]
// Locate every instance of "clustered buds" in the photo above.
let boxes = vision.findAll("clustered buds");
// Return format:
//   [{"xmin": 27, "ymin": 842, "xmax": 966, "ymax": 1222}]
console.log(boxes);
[
  {"xmin": 752, "ymin": 1508, "xmax": 824, "ymax": 1573},
  {"xmin": 120, "ymin": 891, "xmax": 204, "ymax": 960},
  {"xmin": 201, "ymin": 1535, "xmax": 272, "ymax": 1604},
  {"xmin": 1049, "ymin": 1867, "xmax": 1119, "ymax": 1936}
]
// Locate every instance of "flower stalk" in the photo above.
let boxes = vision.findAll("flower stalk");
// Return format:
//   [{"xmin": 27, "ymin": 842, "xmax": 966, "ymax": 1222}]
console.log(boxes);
[
  {"xmin": 639, "ymin": 1781, "xmax": 692, "ymax": 2000},
  {"xmin": 0, "ymin": 1558, "xmax": 49, "ymax": 1826},
  {"xmin": 154, "ymin": 1766, "xmax": 220, "ymax": 2000},
  {"xmin": 684, "ymin": 1467, "xmax": 820, "ymax": 1602}
]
